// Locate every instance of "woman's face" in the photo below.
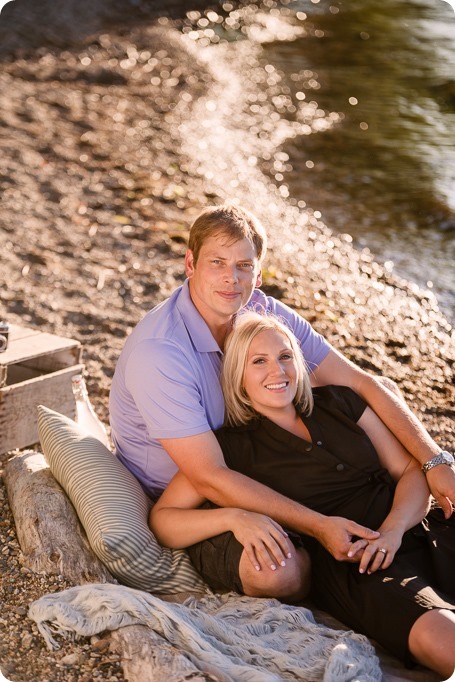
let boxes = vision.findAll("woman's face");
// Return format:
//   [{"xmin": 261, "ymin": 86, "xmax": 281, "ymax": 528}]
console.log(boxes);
[{"xmin": 242, "ymin": 328, "xmax": 298, "ymax": 416}]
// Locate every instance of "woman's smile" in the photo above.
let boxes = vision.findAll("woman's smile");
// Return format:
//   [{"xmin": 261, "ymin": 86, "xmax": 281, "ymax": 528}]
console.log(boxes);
[{"xmin": 265, "ymin": 381, "xmax": 289, "ymax": 391}]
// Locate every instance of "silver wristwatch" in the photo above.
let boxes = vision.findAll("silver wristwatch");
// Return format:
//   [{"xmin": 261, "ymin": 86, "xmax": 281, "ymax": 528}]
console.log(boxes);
[{"xmin": 422, "ymin": 451, "xmax": 455, "ymax": 475}]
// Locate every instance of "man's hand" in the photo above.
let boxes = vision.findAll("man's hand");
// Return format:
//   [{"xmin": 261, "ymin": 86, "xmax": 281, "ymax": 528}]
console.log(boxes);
[
  {"xmin": 425, "ymin": 466, "xmax": 455, "ymax": 519},
  {"xmin": 314, "ymin": 516, "xmax": 380, "ymax": 561}
]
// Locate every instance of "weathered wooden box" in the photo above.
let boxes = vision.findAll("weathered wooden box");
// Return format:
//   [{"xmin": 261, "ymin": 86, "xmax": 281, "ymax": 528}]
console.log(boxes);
[{"xmin": 0, "ymin": 324, "xmax": 84, "ymax": 454}]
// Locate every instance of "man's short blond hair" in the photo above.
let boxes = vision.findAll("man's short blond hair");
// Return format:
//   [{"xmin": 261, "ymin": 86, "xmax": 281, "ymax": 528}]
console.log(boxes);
[
  {"xmin": 188, "ymin": 204, "xmax": 267, "ymax": 264},
  {"xmin": 221, "ymin": 311, "xmax": 314, "ymax": 427}
]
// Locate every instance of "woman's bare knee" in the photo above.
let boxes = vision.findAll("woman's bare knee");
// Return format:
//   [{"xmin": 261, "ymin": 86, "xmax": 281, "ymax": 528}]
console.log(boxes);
[
  {"xmin": 408, "ymin": 609, "xmax": 455, "ymax": 677},
  {"xmin": 239, "ymin": 547, "xmax": 311, "ymax": 603}
]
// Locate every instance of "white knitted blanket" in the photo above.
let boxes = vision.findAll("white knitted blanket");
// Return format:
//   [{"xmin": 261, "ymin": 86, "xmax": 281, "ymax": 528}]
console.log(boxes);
[{"xmin": 29, "ymin": 583, "xmax": 381, "ymax": 681}]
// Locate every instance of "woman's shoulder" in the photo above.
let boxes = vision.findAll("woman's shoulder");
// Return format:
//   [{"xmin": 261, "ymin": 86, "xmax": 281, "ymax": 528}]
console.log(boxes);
[
  {"xmin": 216, "ymin": 418, "xmax": 261, "ymax": 437},
  {"xmin": 215, "ymin": 418, "xmax": 262, "ymax": 445},
  {"xmin": 312, "ymin": 385, "xmax": 367, "ymax": 423}
]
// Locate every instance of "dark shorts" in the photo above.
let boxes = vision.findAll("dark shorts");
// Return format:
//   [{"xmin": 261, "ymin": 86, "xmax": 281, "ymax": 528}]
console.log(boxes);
[
  {"xmin": 186, "ymin": 529, "xmax": 245, "ymax": 594},
  {"xmin": 187, "ymin": 504, "xmax": 455, "ymax": 667},
  {"xmin": 308, "ymin": 506, "xmax": 455, "ymax": 665},
  {"xmin": 186, "ymin": 502, "xmax": 304, "ymax": 594}
]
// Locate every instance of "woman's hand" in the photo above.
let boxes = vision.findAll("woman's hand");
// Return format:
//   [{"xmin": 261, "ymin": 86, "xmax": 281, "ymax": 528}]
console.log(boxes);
[
  {"xmin": 228, "ymin": 509, "xmax": 294, "ymax": 572},
  {"xmin": 353, "ymin": 527, "xmax": 404, "ymax": 574}
]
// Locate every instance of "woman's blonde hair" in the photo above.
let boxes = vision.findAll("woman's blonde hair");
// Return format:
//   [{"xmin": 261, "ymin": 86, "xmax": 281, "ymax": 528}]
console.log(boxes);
[
  {"xmin": 221, "ymin": 311, "xmax": 314, "ymax": 426},
  {"xmin": 188, "ymin": 204, "xmax": 267, "ymax": 265}
]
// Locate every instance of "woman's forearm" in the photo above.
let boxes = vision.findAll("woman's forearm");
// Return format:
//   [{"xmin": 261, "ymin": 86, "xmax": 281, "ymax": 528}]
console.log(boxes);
[
  {"xmin": 354, "ymin": 461, "xmax": 431, "ymax": 574},
  {"xmin": 150, "ymin": 506, "xmax": 239, "ymax": 548},
  {"xmin": 379, "ymin": 462, "xmax": 431, "ymax": 537},
  {"xmin": 358, "ymin": 405, "xmax": 431, "ymax": 534},
  {"xmin": 150, "ymin": 505, "xmax": 296, "ymax": 574},
  {"xmin": 366, "ymin": 405, "xmax": 431, "ymax": 546}
]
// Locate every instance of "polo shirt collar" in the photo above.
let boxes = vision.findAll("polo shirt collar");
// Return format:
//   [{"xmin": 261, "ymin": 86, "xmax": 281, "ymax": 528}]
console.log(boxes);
[{"xmin": 177, "ymin": 280, "xmax": 222, "ymax": 353}]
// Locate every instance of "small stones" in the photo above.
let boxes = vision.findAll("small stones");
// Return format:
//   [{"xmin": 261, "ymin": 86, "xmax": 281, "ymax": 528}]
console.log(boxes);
[
  {"xmin": 60, "ymin": 653, "xmax": 85, "ymax": 666},
  {"xmin": 91, "ymin": 637, "xmax": 111, "ymax": 653},
  {"xmin": 21, "ymin": 632, "xmax": 34, "ymax": 649},
  {"xmin": 13, "ymin": 606, "xmax": 27, "ymax": 617}
]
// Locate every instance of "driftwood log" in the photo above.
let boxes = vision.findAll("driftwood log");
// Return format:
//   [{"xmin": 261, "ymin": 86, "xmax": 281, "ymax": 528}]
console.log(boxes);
[
  {"xmin": 4, "ymin": 451, "xmax": 219, "ymax": 681},
  {"xmin": 110, "ymin": 626, "xmax": 218, "ymax": 682},
  {"xmin": 4, "ymin": 451, "xmax": 113, "ymax": 583}
]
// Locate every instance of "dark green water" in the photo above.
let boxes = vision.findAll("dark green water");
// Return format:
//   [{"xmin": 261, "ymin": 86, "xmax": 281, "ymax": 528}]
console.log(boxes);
[
  {"xmin": 261, "ymin": 0, "xmax": 455, "ymax": 320},
  {"xmin": 182, "ymin": 0, "xmax": 454, "ymax": 320}
]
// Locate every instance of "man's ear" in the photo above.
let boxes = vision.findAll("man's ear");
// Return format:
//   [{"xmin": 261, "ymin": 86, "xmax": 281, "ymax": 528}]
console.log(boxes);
[
  {"xmin": 255, "ymin": 268, "xmax": 262, "ymax": 287},
  {"xmin": 185, "ymin": 249, "xmax": 195, "ymax": 277}
]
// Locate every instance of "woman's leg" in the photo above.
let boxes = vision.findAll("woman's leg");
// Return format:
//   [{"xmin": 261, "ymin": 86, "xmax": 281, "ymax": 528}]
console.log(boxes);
[
  {"xmin": 239, "ymin": 546, "xmax": 311, "ymax": 603},
  {"xmin": 408, "ymin": 608, "xmax": 455, "ymax": 677}
]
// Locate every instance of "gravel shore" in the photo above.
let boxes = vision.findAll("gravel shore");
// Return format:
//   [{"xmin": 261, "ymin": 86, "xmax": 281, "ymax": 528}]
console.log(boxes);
[{"xmin": 0, "ymin": 3, "xmax": 453, "ymax": 680}]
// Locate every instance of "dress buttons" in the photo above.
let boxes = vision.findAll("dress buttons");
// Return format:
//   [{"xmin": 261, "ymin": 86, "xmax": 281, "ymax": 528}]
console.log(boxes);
[
  {"xmin": 336, "ymin": 463, "xmax": 345, "ymax": 472},
  {"xmin": 305, "ymin": 444, "xmax": 312, "ymax": 452},
  {"xmin": 316, "ymin": 440, "xmax": 322, "ymax": 446}
]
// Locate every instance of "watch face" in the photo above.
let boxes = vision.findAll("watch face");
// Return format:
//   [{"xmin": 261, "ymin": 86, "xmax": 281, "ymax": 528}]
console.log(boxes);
[
  {"xmin": 442, "ymin": 452, "xmax": 455, "ymax": 465},
  {"xmin": 423, "ymin": 452, "xmax": 454, "ymax": 473}
]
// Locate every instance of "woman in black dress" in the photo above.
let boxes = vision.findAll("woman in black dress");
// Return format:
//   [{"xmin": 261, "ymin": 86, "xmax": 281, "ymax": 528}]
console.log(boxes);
[{"xmin": 150, "ymin": 311, "xmax": 455, "ymax": 677}]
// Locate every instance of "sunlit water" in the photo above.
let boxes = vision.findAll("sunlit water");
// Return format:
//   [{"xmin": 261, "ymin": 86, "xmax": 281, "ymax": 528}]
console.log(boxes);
[
  {"xmin": 181, "ymin": 0, "xmax": 455, "ymax": 321},
  {"xmin": 260, "ymin": 0, "xmax": 455, "ymax": 320}
]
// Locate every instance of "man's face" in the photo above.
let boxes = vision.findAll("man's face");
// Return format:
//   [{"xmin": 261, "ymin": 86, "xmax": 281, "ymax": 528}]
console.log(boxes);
[{"xmin": 186, "ymin": 234, "xmax": 262, "ymax": 327}]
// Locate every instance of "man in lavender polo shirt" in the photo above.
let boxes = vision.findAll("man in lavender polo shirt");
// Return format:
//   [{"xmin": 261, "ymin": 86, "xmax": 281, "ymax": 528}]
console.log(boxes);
[
  {"xmin": 110, "ymin": 280, "xmax": 328, "ymax": 498},
  {"xmin": 110, "ymin": 203, "xmax": 455, "ymax": 598}
]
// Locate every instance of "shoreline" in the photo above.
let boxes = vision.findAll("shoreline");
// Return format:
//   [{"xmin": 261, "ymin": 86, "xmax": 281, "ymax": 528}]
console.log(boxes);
[{"xmin": 0, "ymin": 7, "xmax": 454, "ymax": 681}]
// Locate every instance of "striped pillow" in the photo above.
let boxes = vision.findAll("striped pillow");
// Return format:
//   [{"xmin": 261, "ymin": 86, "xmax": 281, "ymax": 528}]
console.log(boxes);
[{"xmin": 37, "ymin": 405, "xmax": 206, "ymax": 594}]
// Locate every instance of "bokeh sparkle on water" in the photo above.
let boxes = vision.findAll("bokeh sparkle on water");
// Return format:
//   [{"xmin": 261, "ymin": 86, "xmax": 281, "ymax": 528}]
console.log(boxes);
[{"xmin": 180, "ymin": 0, "xmax": 455, "ymax": 322}]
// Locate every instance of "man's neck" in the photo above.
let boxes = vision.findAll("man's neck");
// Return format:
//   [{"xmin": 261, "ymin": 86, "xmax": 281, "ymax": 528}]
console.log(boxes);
[{"xmin": 210, "ymin": 320, "xmax": 232, "ymax": 350}]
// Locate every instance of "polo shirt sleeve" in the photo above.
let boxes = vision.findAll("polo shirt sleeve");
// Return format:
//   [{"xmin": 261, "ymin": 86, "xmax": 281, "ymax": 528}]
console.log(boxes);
[{"xmin": 124, "ymin": 338, "xmax": 211, "ymax": 440}]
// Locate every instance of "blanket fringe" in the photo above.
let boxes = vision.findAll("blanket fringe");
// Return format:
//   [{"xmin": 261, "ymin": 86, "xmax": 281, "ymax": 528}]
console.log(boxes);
[{"xmin": 29, "ymin": 583, "xmax": 382, "ymax": 682}]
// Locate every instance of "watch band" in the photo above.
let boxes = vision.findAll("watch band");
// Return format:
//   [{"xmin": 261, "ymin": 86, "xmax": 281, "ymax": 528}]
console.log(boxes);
[{"xmin": 422, "ymin": 451, "xmax": 454, "ymax": 475}]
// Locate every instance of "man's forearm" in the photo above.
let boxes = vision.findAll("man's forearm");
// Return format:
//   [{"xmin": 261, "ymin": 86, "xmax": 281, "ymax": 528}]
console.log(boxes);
[
  {"xmin": 160, "ymin": 430, "xmax": 380, "ymax": 559},
  {"xmin": 195, "ymin": 466, "xmax": 380, "ymax": 561},
  {"xmin": 313, "ymin": 349, "xmax": 440, "ymax": 465},
  {"xmin": 159, "ymin": 432, "xmax": 321, "ymax": 533},
  {"xmin": 194, "ymin": 465, "xmax": 324, "ymax": 536},
  {"xmin": 356, "ymin": 373, "xmax": 439, "ymax": 465}
]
